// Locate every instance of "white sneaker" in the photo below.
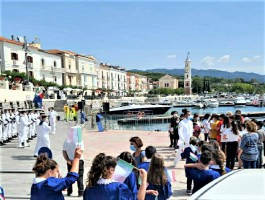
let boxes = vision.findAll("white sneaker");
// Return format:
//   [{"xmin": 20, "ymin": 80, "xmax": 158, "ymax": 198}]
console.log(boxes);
[{"xmin": 18, "ymin": 145, "xmax": 24, "ymax": 148}]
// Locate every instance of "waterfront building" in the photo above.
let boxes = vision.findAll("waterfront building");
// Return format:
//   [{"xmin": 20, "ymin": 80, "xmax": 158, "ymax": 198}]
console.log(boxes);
[
  {"xmin": 46, "ymin": 49, "xmax": 78, "ymax": 86},
  {"xmin": 0, "ymin": 36, "xmax": 63, "ymax": 85},
  {"xmin": 184, "ymin": 53, "xmax": 192, "ymax": 94},
  {"xmin": 135, "ymin": 74, "xmax": 148, "ymax": 94},
  {"xmin": 75, "ymin": 54, "xmax": 99, "ymax": 89},
  {"xmin": 126, "ymin": 72, "xmax": 136, "ymax": 92},
  {"xmin": 159, "ymin": 74, "xmax": 179, "ymax": 89},
  {"xmin": 98, "ymin": 63, "xmax": 127, "ymax": 96}
]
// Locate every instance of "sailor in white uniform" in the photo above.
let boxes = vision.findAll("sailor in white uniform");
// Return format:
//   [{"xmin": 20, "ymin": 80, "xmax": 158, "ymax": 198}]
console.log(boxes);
[
  {"xmin": 11, "ymin": 108, "xmax": 17, "ymax": 138},
  {"xmin": 49, "ymin": 107, "xmax": 57, "ymax": 134},
  {"xmin": 0, "ymin": 109, "xmax": 3, "ymax": 145},
  {"xmin": 2, "ymin": 109, "xmax": 9, "ymax": 143},
  {"xmin": 18, "ymin": 110, "xmax": 31, "ymax": 148},
  {"xmin": 34, "ymin": 114, "xmax": 52, "ymax": 157},
  {"xmin": 6, "ymin": 109, "xmax": 12, "ymax": 140},
  {"xmin": 178, "ymin": 109, "xmax": 193, "ymax": 149}
]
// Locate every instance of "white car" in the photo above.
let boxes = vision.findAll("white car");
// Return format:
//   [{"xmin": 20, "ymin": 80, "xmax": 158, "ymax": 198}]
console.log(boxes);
[{"xmin": 188, "ymin": 169, "xmax": 265, "ymax": 200}]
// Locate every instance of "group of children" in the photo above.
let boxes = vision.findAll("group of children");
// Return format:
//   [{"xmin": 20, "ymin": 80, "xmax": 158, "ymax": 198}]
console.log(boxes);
[{"xmin": 29, "ymin": 136, "xmax": 173, "ymax": 200}]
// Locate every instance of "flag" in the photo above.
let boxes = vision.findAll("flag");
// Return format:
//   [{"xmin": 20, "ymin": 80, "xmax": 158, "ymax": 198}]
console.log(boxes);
[
  {"xmin": 113, "ymin": 159, "xmax": 134, "ymax": 183},
  {"xmin": 167, "ymin": 169, "xmax": 177, "ymax": 182},
  {"xmin": 35, "ymin": 87, "xmax": 44, "ymax": 99},
  {"xmin": 67, "ymin": 126, "xmax": 82, "ymax": 144},
  {"xmin": 190, "ymin": 152, "xmax": 198, "ymax": 162}
]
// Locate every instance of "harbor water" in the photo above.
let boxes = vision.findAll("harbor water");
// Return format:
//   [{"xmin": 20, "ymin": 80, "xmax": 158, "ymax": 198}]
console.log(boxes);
[{"xmin": 105, "ymin": 106, "xmax": 265, "ymax": 131}]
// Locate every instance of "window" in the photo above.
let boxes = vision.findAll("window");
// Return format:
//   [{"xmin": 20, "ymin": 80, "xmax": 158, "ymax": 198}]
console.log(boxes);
[
  {"xmin": 69, "ymin": 64, "xmax": 71, "ymax": 69},
  {"xmin": 164, "ymin": 83, "xmax": 169, "ymax": 87},
  {"xmin": 54, "ymin": 76, "xmax": 57, "ymax": 82},
  {"xmin": 54, "ymin": 61, "xmax": 57, "ymax": 67},
  {"xmin": 186, "ymin": 83, "xmax": 189, "ymax": 86},
  {"xmin": 187, "ymin": 75, "xmax": 188, "ymax": 78},
  {"xmin": 41, "ymin": 59, "xmax": 45, "ymax": 66},
  {"xmin": 27, "ymin": 56, "xmax": 33, "ymax": 63},
  {"xmin": 11, "ymin": 53, "xmax": 18, "ymax": 60}
]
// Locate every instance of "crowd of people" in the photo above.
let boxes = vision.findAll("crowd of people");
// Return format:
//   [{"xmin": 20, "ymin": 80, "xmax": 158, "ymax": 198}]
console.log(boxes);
[
  {"xmin": 168, "ymin": 108, "xmax": 265, "ymax": 195},
  {"xmin": 0, "ymin": 106, "xmax": 265, "ymax": 199}
]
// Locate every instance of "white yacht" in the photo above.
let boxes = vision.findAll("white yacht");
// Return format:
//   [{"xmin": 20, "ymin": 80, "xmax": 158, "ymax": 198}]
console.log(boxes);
[
  {"xmin": 208, "ymin": 99, "xmax": 219, "ymax": 108},
  {"xmin": 109, "ymin": 103, "xmax": 172, "ymax": 115},
  {"xmin": 234, "ymin": 97, "xmax": 246, "ymax": 107}
]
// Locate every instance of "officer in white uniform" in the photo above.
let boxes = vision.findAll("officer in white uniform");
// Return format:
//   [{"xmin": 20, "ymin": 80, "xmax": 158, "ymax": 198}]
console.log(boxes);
[
  {"xmin": 2, "ymin": 109, "xmax": 9, "ymax": 143},
  {"xmin": 34, "ymin": 114, "xmax": 52, "ymax": 157},
  {"xmin": 178, "ymin": 108, "xmax": 193, "ymax": 149},
  {"xmin": 11, "ymin": 108, "xmax": 17, "ymax": 138},
  {"xmin": 18, "ymin": 110, "xmax": 31, "ymax": 148},
  {"xmin": 49, "ymin": 107, "xmax": 57, "ymax": 134},
  {"xmin": 6, "ymin": 109, "xmax": 12, "ymax": 140},
  {"xmin": 0, "ymin": 109, "xmax": 3, "ymax": 145}
]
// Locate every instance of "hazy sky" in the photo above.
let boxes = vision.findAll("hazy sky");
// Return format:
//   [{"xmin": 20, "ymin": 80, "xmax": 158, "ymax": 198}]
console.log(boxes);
[{"xmin": 1, "ymin": 0, "xmax": 264, "ymax": 74}]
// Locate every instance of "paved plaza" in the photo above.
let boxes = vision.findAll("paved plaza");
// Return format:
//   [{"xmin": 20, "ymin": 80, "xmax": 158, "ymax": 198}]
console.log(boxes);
[{"xmin": 0, "ymin": 120, "xmax": 189, "ymax": 200}]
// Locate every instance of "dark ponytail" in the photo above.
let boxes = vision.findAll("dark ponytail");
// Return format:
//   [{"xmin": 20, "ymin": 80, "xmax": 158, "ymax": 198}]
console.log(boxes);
[{"xmin": 32, "ymin": 154, "xmax": 57, "ymax": 177}]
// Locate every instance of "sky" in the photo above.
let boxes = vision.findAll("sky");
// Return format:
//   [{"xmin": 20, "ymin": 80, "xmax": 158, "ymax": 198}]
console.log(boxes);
[{"xmin": 1, "ymin": 0, "xmax": 264, "ymax": 75}]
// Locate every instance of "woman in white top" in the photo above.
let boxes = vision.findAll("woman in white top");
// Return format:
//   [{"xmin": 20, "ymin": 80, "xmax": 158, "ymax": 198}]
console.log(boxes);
[
  {"xmin": 220, "ymin": 115, "xmax": 230, "ymax": 153},
  {"xmin": 201, "ymin": 113, "xmax": 211, "ymax": 142},
  {"xmin": 223, "ymin": 120, "xmax": 241, "ymax": 170}
]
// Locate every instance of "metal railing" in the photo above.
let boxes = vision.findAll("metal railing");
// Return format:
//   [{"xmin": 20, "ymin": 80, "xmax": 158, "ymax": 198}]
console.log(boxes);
[{"xmin": 84, "ymin": 112, "xmax": 171, "ymax": 131}]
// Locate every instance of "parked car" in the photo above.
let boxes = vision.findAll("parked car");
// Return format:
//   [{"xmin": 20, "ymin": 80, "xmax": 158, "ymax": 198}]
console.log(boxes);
[{"xmin": 188, "ymin": 169, "xmax": 265, "ymax": 200}]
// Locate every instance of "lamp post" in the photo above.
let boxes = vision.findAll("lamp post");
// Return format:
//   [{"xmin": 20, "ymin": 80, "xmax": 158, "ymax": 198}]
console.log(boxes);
[{"xmin": 22, "ymin": 36, "xmax": 30, "ymax": 84}]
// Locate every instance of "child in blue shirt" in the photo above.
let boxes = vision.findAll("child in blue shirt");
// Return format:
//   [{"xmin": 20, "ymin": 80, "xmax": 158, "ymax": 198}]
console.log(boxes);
[
  {"xmin": 181, "ymin": 137, "xmax": 198, "ymax": 195},
  {"xmin": 145, "ymin": 153, "xmax": 172, "ymax": 200},
  {"xmin": 83, "ymin": 153, "xmax": 148, "ymax": 200},
  {"xmin": 185, "ymin": 150, "xmax": 220, "ymax": 194},
  {"xmin": 30, "ymin": 147, "xmax": 83, "ymax": 200},
  {"xmin": 117, "ymin": 151, "xmax": 139, "ymax": 200},
  {"xmin": 138, "ymin": 146, "xmax": 157, "ymax": 171}
]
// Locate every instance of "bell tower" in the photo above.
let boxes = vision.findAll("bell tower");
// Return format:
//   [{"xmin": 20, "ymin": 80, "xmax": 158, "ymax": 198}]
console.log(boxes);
[{"xmin": 184, "ymin": 52, "xmax": 192, "ymax": 95}]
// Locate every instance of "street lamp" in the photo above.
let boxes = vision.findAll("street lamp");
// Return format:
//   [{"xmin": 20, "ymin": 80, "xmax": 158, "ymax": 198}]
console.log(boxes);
[{"xmin": 22, "ymin": 36, "xmax": 30, "ymax": 84}]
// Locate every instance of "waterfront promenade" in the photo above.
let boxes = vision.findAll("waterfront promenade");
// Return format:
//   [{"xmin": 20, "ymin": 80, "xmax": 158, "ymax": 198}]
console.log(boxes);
[{"xmin": 0, "ymin": 121, "xmax": 188, "ymax": 200}]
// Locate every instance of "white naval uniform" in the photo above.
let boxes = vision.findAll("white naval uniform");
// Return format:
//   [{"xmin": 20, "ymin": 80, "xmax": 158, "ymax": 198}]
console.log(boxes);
[
  {"xmin": 11, "ymin": 112, "xmax": 17, "ymax": 136},
  {"xmin": 0, "ymin": 115, "xmax": 3, "ymax": 142},
  {"xmin": 49, "ymin": 110, "xmax": 57, "ymax": 134},
  {"xmin": 19, "ymin": 114, "xmax": 30, "ymax": 147},
  {"xmin": 34, "ymin": 120, "xmax": 52, "ymax": 156},
  {"xmin": 6, "ymin": 112, "xmax": 12, "ymax": 138},
  {"xmin": 178, "ymin": 118, "xmax": 193, "ymax": 148},
  {"xmin": 173, "ymin": 118, "xmax": 193, "ymax": 166},
  {"xmin": 2, "ymin": 113, "xmax": 9, "ymax": 141}
]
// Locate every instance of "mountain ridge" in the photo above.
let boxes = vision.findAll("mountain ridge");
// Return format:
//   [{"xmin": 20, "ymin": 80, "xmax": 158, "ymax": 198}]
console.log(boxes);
[{"xmin": 130, "ymin": 68, "xmax": 265, "ymax": 82}]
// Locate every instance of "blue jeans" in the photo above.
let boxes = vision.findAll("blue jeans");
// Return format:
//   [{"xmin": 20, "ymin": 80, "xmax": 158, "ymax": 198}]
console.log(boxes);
[{"xmin": 242, "ymin": 160, "xmax": 257, "ymax": 169}]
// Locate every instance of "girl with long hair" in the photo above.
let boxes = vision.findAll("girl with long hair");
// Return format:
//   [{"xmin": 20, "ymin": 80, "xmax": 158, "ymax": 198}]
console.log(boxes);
[
  {"xmin": 223, "ymin": 120, "xmax": 241, "ymax": 169},
  {"xmin": 83, "ymin": 153, "xmax": 147, "ymax": 200},
  {"xmin": 117, "ymin": 152, "xmax": 139, "ymax": 200},
  {"xmin": 145, "ymin": 153, "xmax": 172, "ymax": 200}
]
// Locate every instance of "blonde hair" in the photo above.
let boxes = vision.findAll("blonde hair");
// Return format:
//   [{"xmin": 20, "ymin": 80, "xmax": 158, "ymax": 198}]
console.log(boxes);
[
  {"xmin": 245, "ymin": 121, "xmax": 257, "ymax": 132},
  {"xmin": 147, "ymin": 153, "xmax": 167, "ymax": 185}
]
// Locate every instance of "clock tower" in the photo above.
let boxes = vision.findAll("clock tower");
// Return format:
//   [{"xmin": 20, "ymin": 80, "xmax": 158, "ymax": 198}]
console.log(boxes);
[{"xmin": 184, "ymin": 52, "xmax": 192, "ymax": 95}]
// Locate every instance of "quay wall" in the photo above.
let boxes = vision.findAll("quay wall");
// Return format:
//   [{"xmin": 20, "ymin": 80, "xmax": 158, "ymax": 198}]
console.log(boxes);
[{"xmin": 0, "ymin": 88, "xmax": 35, "ymax": 102}]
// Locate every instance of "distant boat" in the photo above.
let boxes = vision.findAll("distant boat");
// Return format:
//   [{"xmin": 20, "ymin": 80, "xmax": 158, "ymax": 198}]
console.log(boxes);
[
  {"xmin": 109, "ymin": 103, "xmax": 172, "ymax": 115},
  {"xmin": 208, "ymin": 99, "xmax": 219, "ymax": 108},
  {"xmin": 193, "ymin": 102, "xmax": 204, "ymax": 109},
  {"xmin": 234, "ymin": 97, "xmax": 246, "ymax": 107}
]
